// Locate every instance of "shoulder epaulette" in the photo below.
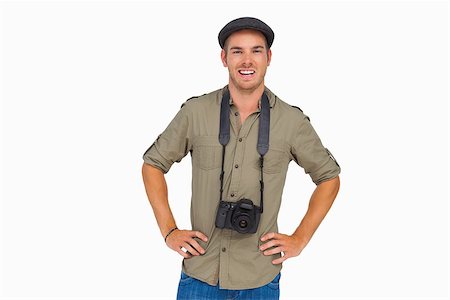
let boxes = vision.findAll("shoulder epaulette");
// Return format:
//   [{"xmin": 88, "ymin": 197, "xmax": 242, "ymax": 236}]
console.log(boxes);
[
  {"xmin": 181, "ymin": 94, "xmax": 206, "ymax": 109},
  {"xmin": 291, "ymin": 105, "xmax": 303, "ymax": 113},
  {"xmin": 291, "ymin": 105, "xmax": 310, "ymax": 121}
]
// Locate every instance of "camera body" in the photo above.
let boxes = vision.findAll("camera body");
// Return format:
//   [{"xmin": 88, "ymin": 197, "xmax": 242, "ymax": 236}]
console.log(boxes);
[{"xmin": 215, "ymin": 198, "xmax": 261, "ymax": 234}]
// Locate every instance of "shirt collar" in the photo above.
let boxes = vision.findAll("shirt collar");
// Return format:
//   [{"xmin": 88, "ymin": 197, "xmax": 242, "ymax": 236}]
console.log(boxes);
[{"xmin": 223, "ymin": 85, "xmax": 276, "ymax": 109}]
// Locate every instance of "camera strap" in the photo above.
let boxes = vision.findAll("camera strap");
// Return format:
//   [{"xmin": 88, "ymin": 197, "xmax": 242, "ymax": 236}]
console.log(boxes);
[{"xmin": 218, "ymin": 89, "xmax": 270, "ymax": 213}]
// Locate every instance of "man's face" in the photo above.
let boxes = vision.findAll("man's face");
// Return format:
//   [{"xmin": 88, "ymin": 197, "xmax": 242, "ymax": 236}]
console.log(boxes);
[{"xmin": 221, "ymin": 29, "xmax": 272, "ymax": 93}]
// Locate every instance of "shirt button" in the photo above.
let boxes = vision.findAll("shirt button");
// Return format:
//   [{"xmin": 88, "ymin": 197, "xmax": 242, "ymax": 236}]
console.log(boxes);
[
  {"xmin": 234, "ymin": 112, "xmax": 239, "ymax": 116},
  {"xmin": 222, "ymin": 247, "xmax": 226, "ymax": 252},
  {"xmin": 234, "ymin": 164, "xmax": 239, "ymax": 168},
  {"xmin": 238, "ymin": 138, "xmax": 243, "ymax": 142},
  {"xmin": 231, "ymin": 193, "xmax": 235, "ymax": 197}
]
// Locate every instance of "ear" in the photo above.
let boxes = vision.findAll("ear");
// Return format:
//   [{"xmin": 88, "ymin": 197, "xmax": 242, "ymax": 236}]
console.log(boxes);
[
  {"xmin": 221, "ymin": 49, "xmax": 228, "ymax": 67},
  {"xmin": 267, "ymin": 49, "xmax": 272, "ymax": 66}
]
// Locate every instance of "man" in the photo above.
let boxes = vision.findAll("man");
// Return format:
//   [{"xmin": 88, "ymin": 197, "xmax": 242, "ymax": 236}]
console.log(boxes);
[{"xmin": 142, "ymin": 17, "xmax": 340, "ymax": 300}]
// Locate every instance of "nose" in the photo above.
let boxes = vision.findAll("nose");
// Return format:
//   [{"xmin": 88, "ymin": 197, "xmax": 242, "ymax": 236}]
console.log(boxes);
[{"xmin": 242, "ymin": 52, "xmax": 253, "ymax": 67}]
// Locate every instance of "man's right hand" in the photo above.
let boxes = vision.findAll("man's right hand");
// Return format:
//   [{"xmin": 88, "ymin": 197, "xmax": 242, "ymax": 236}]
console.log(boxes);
[{"xmin": 165, "ymin": 229, "xmax": 208, "ymax": 258}]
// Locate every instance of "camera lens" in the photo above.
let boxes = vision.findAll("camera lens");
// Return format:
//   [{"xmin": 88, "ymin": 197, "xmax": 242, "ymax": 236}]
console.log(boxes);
[
  {"xmin": 239, "ymin": 220, "xmax": 248, "ymax": 228},
  {"xmin": 233, "ymin": 214, "xmax": 251, "ymax": 233}
]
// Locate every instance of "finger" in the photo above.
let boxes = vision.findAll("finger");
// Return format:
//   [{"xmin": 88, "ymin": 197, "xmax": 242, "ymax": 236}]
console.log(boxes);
[
  {"xmin": 194, "ymin": 231, "xmax": 208, "ymax": 242},
  {"xmin": 263, "ymin": 246, "xmax": 284, "ymax": 256},
  {"xmin": 182, "ymin": 243, "xmax": 200, "ymax": 256},
  {"xmin": 177, "ymin": 249, "xmax": 192, "ymax": 259},
  {"xmin": 261, "ymin": 232, "xmax": 281, "ymax": 242},
  {"xmin": 261, "ymin": 232, "xmax": 275, "ymax": 242},
  {"xmin": 189, "ymin": 239, "xmax": 206, "ymax": 255},
  {"xmin": 260, "ymin": 240, "xmax": 277, "ymax": 251}
]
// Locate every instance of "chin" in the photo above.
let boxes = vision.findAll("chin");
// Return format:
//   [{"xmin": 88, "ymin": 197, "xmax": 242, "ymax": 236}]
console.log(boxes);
[
  {"xmin": 230, "ymin": 76, "xmax": 264, "ymax": 92},
  {"xmin": 238, "ymin": 82, "xmax": 262, "ymax": 91}
]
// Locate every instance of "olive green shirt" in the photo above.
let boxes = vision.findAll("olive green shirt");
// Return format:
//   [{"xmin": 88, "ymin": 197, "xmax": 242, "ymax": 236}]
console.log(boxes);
[{"xmin": 143, "ymin": 86, "xmax": 340, "ymax": 290}]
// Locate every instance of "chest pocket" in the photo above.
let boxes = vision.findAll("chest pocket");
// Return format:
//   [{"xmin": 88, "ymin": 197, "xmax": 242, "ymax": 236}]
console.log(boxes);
[
  {"xmin": 192, "ymin": 136, "xmax": 222, "ymax": 170},
  {"xmin": 253, "ymin": 139, "xmax": 288, "ymax": 174}
]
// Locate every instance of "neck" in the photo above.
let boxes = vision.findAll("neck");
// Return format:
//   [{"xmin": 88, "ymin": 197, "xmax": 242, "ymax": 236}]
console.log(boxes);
[{"xmin": 228, "ymin": 82, "xmax": 265, "ymax": 113}]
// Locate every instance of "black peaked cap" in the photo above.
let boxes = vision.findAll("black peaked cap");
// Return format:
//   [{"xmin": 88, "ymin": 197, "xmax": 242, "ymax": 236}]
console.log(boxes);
[{"xmin": 218, "ymin": 17, "xmax": 274, "ymax": 49}]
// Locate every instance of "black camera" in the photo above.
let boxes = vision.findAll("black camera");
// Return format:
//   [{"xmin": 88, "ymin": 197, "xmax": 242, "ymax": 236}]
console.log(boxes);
[{"xmin": 215, "ymin": 199, "xmax": 261, "ymax": 234}]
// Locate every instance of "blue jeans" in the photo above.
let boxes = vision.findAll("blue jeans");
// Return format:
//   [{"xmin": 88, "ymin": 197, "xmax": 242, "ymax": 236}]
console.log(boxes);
[{"xmin": 176, "ymin": 272, "xmax": 281, "ymax": 300}]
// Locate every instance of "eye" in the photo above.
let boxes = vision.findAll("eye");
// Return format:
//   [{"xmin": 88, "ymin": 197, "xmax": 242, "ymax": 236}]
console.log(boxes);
[
  {"xmin": 232, "ymin": 50, "xmax": 242, "ymax": 54},
  {"xmin": 253, "ymin": 49, "xmax": 262, "ymax": 53}
]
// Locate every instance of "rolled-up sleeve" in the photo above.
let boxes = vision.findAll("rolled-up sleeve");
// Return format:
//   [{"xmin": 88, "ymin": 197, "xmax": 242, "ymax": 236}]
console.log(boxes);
[
  {"xmin": 143, "ymin": 104, "xmax": 192, "ymax": 174},
  {"xmin": 290, "ymin": 115, "xmax": 341, "ymax": 185}
]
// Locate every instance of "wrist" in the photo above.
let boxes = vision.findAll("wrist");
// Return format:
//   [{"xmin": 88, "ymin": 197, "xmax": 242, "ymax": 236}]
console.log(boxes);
[
  {"xmin": 164, "ymin": 226, "xmax": 178, "ymax": 243},
  {"xmin": 291, "ymin": 232, "xmax": 309, "ymax": 248}
]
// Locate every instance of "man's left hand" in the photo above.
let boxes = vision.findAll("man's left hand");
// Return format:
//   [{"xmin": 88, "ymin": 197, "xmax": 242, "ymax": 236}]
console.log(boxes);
[{"xmin": 260, "ymin": 232, "xmax": 306, "ymax": 264}]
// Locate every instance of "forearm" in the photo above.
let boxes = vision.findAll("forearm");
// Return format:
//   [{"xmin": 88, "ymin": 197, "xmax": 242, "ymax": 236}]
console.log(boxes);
[
  {"xmin": 292, "ymin": 176, "xmax": 340, "ymax": 247},
  {"xmin": 141, "ymin": 163, "xmax": 177, "ymax": 238}
]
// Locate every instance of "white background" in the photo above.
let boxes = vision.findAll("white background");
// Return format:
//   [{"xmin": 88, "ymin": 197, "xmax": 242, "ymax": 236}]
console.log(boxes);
[{"xmin": 0, "ymin": 1, "xmax": 448, "ymax": 299}]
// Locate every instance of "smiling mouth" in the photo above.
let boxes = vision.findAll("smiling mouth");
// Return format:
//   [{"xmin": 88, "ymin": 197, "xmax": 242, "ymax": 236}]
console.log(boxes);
[{"xmin": 238, "ymin": 70, "xmax": 255, "ymax": 76}]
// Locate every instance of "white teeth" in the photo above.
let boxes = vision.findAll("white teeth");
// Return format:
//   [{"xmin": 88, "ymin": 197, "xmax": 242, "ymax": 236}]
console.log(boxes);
[{"xmin": 239, "ymin": 70, "xmax": 255, "ymax": 75}]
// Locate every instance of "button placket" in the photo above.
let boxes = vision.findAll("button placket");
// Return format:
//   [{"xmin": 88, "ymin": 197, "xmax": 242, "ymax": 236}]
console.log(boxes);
[
  {"xmin": 219, "ymin": 230, "xmax": 232, "ymax": 285},
  {"xmin": 228, "ymin": 131, "xmax": 245, "ymax": 199},
  {"xmin": 229, "ymin": 106, "xmax": 241, "ymax": 137},
  {"xmin": 228, "ymin": 114, "xmax": 258, "ymax": 196}
]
